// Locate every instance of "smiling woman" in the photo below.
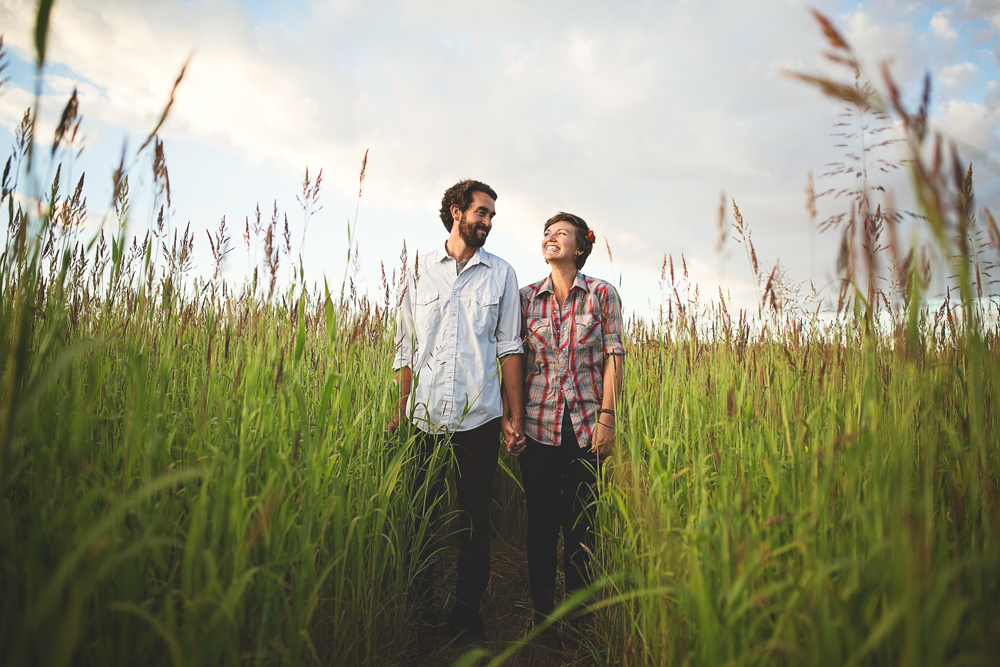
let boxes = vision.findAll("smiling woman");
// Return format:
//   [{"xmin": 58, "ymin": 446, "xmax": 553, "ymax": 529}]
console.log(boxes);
[{"xmin": 508, "ymin": 211, "xmax": 625, "ymax": 645}]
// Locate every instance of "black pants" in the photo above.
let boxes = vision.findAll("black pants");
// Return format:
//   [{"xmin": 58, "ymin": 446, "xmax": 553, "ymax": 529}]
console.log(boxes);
[
  {"xmin": 412, "ymin": 418, "xmax": 501, "ymax": 615},
  {"xmin": 518, "ymin": 411, "xmax": 601, "ymax": 595}
]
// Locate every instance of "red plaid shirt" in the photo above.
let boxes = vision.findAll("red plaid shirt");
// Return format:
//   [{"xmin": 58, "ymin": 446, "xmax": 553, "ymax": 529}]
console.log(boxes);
[{"xmin": 520, "ymin": 273, "xmax": 625, "ymax": 448}]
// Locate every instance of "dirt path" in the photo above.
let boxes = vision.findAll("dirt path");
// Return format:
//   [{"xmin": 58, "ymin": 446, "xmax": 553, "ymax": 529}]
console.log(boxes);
[{"xmin": 407, "ymin": 525, "xmax": 601, "ymax": 667}]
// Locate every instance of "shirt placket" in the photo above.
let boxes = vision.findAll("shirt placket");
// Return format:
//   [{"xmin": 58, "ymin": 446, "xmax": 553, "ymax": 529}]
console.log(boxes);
[
  {"xmin": 443, "ymin": 270, "xmax": 462, "ymax": 425},
  {"xmin": 555, "ymin": 292, "xmax": 572, "ymax": 446}
]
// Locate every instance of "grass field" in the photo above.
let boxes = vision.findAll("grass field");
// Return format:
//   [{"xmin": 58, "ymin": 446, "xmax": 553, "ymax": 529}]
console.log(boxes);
[{"xmin": 2, "ymin": 8, "xmax": 999, "ymax": 667}]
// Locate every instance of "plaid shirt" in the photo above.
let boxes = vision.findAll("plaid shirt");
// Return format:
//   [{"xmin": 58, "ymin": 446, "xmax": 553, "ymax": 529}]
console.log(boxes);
[{"xmin": 520, "ymin": 273, "xmax": 624, "ymax": 448}]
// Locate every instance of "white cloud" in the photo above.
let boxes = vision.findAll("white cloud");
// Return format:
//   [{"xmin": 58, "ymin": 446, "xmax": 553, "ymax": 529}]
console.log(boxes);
[
  {"xmin": 931, "ymin": 9, "xmax": 959, "ymax": 41},
  {"xmin": 936, "ymin": 98, "xmax": 1000, "ymax": 152},
  {"xmin": 842, "ymin": 8, "xmax": 924, "ymax": 81},
  {"xmin": 0, "ymin": 0, "xmax": 997, "ymax": 317},
  {"xmin": 986, "ymin": 80, "xmax": 1000, "ymax": 110},
  {"xmin": 0, "ymin": 84, "xmax": 34, "ymax": 133},
  {"xmin": 938, "ymin": 62, "xmax": 978, "ymax": 90},
  {"xmin": 965, "ymin": 0, "xmax": 1000, "ymax": 28}
]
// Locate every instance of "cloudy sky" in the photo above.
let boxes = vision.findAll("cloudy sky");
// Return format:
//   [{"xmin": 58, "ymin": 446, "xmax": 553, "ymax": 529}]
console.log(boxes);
[{"xmin": 0, "ymin": 0, "xmax": 998, "ymax": 319}]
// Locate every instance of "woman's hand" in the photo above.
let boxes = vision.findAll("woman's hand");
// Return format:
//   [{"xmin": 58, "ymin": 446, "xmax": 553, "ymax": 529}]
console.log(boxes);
[{"xmin": 592, "ymin": 418, "xmax": 614, "ymax": 456}]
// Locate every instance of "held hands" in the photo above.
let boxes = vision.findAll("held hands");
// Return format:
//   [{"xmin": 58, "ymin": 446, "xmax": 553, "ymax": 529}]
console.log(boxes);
[{"xmin": 502, "ymin": 413, "xmax": 526, "ymax": 457}]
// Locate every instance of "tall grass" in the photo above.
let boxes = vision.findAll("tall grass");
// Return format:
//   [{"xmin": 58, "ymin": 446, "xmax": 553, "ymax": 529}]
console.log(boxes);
[
  {"xmin": 0, "ymin": 168, "xmax": 433, "ymax": 665},
  {"xmin": 594, "ymin": 322, "xmax": 998, "ymax": 665},
  {"xmin": 0, "ymin": 19, "xmax": 440, "ymax": 664},
  {"xmin": 2, "ymin": 7, "xmax": 999, "ymax": 667},
  {"xmin": 587, "ymin": 14, "xmax": 1000, "ymax": 667}
]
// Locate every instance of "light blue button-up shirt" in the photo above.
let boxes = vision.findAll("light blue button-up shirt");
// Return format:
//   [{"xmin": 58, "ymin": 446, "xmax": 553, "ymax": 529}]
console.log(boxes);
[{"xmin": 393, "ymin": 245, "xmax": 523, "ymax": 433}]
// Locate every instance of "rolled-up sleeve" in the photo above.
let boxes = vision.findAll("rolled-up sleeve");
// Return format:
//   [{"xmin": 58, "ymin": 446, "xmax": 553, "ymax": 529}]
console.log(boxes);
[
  {"xmin": 392, "ymin": 273, "xmax": 415, "ymax": 371},
  {"xmin": 495, "ymin": 265, "xmax": 524, "ymax": 358},
  {"xmin": 601, "ymin": 284, "xmax": 625, "ymax": 356}
]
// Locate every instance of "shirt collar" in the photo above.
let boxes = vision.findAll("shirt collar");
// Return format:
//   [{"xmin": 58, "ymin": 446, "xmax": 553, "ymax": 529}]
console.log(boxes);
[
  {"xmin": 435, "ymin": 243, "xmax": 492, "ymax": 268},
  {"xmin": 536, "ymin": 272, "xmax": 587, "ymax": 295}
]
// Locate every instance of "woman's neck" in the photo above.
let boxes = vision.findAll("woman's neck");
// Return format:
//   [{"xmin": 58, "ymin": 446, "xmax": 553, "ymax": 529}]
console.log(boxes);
[{"xmin": 549, "ymin": 261, "xmax": 578, "ymax": 308}]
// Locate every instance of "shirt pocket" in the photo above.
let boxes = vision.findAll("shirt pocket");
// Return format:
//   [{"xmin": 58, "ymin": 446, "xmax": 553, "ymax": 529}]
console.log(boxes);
[
  {"xmin": 413, "ymin": 290, "xmax": 441, "ymax": 338},
  {"xmin": 575, "ymin": 314, "xmax": 602, "ymax": 348},
  {"xmin": 526, "ymin": 318, "xmax": 552, "ymax": 353},
  {"xmin": 471, "ymin": 290, "xmax": 501, "ymax": 337},
  {"xmin": 525, "ymin": 318, "xmax": 552, "ymax": 372}
]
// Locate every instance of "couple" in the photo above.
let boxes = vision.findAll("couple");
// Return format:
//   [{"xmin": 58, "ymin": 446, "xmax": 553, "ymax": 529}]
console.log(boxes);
[{"xmin": 388, "ymin": 179, "xmax": 625, "ymax": 642}]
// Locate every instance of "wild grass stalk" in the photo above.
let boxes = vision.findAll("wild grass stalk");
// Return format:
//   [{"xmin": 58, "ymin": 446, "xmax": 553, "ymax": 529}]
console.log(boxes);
[
  {"xmin": 3, "ymin": 7, "xmax": 999, "ymax": 667},
  {"xmin": 593, "ymin": 322, "xmax": 998, "ymax": 665},
  {"xmin": 0, "ymin": 19, "xmax": 444, "ymax": 664},
  {"xmin": 581, "ymin": 12, "xmax": 1000, "ymax": 667}
]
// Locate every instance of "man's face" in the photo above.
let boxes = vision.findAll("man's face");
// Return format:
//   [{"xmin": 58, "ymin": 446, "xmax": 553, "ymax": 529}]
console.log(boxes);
[{"xmin": 454, "ymin": 191, "xmax": 496, "ymax": 248}]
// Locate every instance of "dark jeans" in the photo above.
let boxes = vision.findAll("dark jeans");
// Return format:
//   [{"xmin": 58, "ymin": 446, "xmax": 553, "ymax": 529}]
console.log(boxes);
[
  {"xmin": 411, "ymin": 418, "xmax": 501, "ymax": 615},
  {"xmin": 518, "ymin": 411, "xmax": 602, "ymax": 595}
]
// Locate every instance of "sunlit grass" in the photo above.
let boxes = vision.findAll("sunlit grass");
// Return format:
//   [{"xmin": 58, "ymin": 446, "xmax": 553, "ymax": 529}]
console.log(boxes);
[{"xmin": 2, "ymin": 7, "xmax": 1000, "ymax": 667}]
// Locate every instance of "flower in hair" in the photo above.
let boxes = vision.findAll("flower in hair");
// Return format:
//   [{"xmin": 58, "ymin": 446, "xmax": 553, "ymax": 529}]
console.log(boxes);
[{"xmin": 586, "ymin": 229, "xmax": 596, "ymax": 243}]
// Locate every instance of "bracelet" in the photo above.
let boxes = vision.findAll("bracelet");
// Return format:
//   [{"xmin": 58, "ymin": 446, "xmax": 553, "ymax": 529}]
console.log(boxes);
[
  {"xmin": 597, "ymin": 408, "xmax": 616, "ymax": 417},
  {"xmin": 598, "ymin": 420, "xmax": 615, "ymax": 430}
]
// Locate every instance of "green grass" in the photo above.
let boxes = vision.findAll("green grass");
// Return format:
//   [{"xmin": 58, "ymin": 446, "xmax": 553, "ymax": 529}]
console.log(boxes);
[
  {"xmin": 0, "ymin": 232, "xmax": 433, "ymax": 665},
  {"xmin": 594, "ymin": 328, "xmax": 999, "ymax": 666},
  {"xmin": 2, "ymin": 8, "xmax": 1000, "ymax": 666},
  {"xmin": 3, "ymin": 157, "xmax": 997, "ymax": 666}
]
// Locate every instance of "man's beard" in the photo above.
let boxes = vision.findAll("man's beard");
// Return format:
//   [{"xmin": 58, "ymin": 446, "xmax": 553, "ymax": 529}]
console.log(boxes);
[{"xmin": 458, "ymin": 212, "xmax": 489, "ymax": 248}]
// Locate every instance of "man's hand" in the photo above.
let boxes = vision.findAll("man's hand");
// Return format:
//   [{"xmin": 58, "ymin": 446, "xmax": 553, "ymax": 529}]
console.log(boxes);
[
  {"xmin": 501, "ymin": 414, "xmax": 515, "ymax": 446},
  {"xmin": 387, "ymin": 366, "xmax": 412, "ymax": 433},
  {"xmin": 499, "ymin": 353, "xmax": 526, "ymax": 456},
  {"xmin": 385, "ymin": 414, "xmax": 401, "ymax": 432},
  {"xmin": 592, "ymin": 418, "xmax": 614, "ymax": 457}
]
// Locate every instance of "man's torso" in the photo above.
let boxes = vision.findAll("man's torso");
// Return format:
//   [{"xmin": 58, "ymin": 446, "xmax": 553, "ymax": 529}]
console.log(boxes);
[{"xmin": 396, "ymin": 246, "xmax": 520, "ymax": 432}]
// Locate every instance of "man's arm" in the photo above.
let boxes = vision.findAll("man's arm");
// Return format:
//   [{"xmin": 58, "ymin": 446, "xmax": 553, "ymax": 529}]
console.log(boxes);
[
  {"xmin": 500, "ymin": 308, "xmax": 528, "ymax": 451},
  {"xmin": 387, "ymin": 269, "xmax": 415, "ymax": 432},
  {"xmin": 501, "ymin": 375, "xmax": 513, "ymax": 444},
  {"xmin": 500, "ymin": 354, "xmax": 525, "ymax": 454},
  {"xmin": 495, "ymin": 264, "xmax": 526, "ymax": 453},
  {"xmin": 386, "ymin": 366, "xmax": 411, "ymax": 432}
]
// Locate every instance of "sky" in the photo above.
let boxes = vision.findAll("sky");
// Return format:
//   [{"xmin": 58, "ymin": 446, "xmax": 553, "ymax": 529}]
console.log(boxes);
[{"xmin": 0, "ymin": 0, "xmax": 998, "ymax": 320}]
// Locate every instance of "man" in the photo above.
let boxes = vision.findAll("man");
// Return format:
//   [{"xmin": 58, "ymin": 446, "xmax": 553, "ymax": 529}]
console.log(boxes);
[{"xmin": 388, "ymin": 179, "xmax": 526, "ymax": 639}]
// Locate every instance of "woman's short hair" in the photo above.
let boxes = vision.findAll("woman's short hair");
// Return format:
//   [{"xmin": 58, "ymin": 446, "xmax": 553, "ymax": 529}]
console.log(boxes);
[
  {"xmin": 439, "ymin": 180, "xmax": 498, "ymax": 231},
  {"xmin": 544, "ymin": 212, "xmax": 593, "ymax": 270}
]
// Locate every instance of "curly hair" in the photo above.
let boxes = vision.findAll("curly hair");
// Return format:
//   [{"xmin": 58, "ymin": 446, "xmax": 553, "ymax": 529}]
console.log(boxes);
[
  {"xmin": 439, "ymin": 180, "xmax": 498, "ymax": 231},
  {"xmin": 543, "ymin": 212, "xmax": 593, "ymax": 270}
]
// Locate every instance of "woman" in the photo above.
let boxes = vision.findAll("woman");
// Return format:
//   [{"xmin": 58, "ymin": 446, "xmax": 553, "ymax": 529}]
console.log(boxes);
[{"xmin": 503, "ymin": 211, "xmax": 625, "ymax": 630}]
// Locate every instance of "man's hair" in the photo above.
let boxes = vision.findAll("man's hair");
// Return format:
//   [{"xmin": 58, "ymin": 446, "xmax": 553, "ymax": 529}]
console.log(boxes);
[
  {"xmin": 543, "ymin": 212, "xmax": 593, "ymax": 270},
  {"xmin": 439, "ymin": 180, "xmax": 498, "ymax": 231}
]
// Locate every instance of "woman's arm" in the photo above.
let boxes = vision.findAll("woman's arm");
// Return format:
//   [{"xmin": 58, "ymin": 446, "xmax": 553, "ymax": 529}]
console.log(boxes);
[
  {"xmin": 592, "ymin": 282, "xmax": 625, "ymax": 456},
  {"xmin": 593, "ymin": 354, "xmax": 623, "ymax": 455}
]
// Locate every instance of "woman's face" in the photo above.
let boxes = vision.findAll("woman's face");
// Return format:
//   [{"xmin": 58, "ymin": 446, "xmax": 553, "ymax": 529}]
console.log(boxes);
[{"xmin": 542, "ymin": 221, "xmax": 580, "ymax": 265}]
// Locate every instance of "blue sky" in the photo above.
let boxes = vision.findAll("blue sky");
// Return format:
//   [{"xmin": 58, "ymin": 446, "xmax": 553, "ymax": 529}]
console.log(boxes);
[{"xmin": 1, "ymin": 0, "xmax": 998, "ymax": 318}]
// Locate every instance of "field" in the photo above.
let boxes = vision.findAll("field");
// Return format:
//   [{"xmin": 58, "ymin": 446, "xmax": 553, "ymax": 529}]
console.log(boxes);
[{"xmin": 2, "ymin": 10, "xmax": 1000, "ymax": 667}]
